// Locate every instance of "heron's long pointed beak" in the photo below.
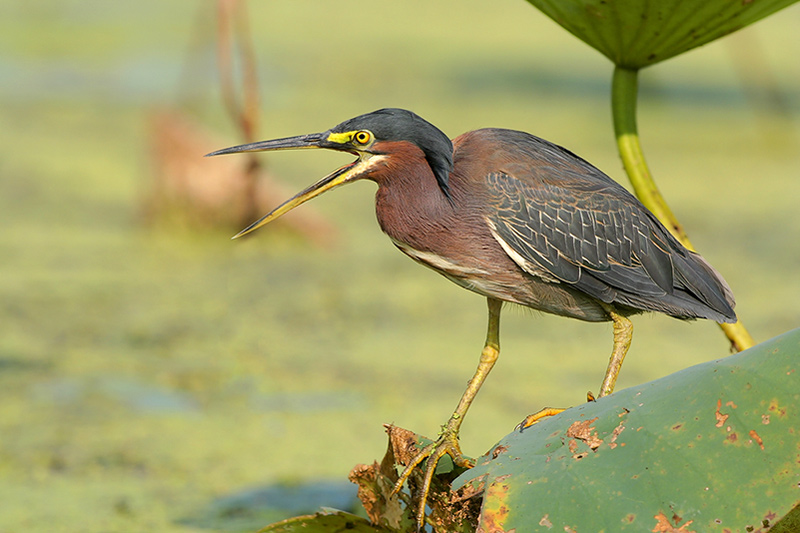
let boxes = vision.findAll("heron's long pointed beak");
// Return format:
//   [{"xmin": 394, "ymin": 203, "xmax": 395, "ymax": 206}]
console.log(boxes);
[
  {"xmin": 206, "ymin": 133, "xmax": 363, "ymax": 239},
  {"xmin": 205, "ymin": 132, "xmax": 327, "ymax": 157}
]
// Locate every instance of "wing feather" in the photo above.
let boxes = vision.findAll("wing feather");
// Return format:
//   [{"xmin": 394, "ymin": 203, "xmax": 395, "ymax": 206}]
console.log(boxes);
[
  {"xmin": 475, "ymin": 128, "xmax": 735, "ymax": 322},
  {"xmin": 486, "ymin": 170, "xmax": 674, "ymax": 302}
]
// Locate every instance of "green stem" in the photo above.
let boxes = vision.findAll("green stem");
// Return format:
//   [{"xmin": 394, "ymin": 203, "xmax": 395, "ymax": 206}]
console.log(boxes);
[
  {"xmin": 612, "ymin": 67, "xmax": 691, "ymax": 246},
  {"xmin": 611, "ymin": 66, "xmax": 754, "ymax": 352}
]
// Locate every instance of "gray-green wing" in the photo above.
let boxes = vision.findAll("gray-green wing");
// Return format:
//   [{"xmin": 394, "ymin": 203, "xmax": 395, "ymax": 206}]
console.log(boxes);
[{"xmin": 485, "ymin": 170, "xmax": 734, "ymax": 321}]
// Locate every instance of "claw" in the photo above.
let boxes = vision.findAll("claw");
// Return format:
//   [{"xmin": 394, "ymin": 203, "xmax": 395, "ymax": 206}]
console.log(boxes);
[
  {"xmin": 391, "ymin": 426, "xmax": 475, "ymax": 527},
  {"xmin": 518, "ymin": 406, "xmax": 565, "ymax": 430}
]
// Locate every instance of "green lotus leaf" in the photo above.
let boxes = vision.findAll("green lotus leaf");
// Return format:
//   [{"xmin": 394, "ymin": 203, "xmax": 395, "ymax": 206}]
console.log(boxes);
[
  {"xmin": 526, "ymin": 0, "xmax": 800, "ymax": 68},
  {"xmin": 455, "ymin": 328, "xmax": 800, "ymax": 532}
]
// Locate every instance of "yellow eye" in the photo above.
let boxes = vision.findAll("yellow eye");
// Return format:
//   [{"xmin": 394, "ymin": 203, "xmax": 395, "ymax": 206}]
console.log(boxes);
[{"xmin": 353, "ymin": 130, "xmax": 372, "ymax": 145}]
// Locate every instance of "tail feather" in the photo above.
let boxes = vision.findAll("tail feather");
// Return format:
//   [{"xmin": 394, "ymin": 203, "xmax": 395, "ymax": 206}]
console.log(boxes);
[{"xmin": 672, "ymin": 250, "xmax": 736, "ymax": 323}]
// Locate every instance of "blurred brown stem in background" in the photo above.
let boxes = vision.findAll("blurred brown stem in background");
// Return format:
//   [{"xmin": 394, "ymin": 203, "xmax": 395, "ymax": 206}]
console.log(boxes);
[
  {"xmin": 217, "ymin": 0, "xmax": 261, "ymax": 225},
  {"xmin": 144, "ymin": 1, "xmax": 336, "ymax": 244}
]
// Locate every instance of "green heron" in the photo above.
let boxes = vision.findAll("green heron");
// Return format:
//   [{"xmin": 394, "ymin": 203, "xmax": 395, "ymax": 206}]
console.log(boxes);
[{"xmin": 207, "ymin": 108, "xmax": 736, "ymax": 524}]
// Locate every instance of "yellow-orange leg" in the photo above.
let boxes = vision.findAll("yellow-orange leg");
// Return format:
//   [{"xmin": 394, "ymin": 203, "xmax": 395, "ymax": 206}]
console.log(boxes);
[
  {"xmin": 392, "ymin": 297, "xmax": 503, "ymax": 527},
  {"xmin": 520, "ymin": 309, "xmax": 631, "ymax": 431},
  {"xmin": 598, "ymin": 305, "xmax": 633, "ymax": 397}
]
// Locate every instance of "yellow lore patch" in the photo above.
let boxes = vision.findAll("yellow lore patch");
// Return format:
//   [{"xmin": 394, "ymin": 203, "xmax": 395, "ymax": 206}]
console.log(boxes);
[{"xmin": 326, "ymin": 131, "xmax": 355, "ymax": 144}]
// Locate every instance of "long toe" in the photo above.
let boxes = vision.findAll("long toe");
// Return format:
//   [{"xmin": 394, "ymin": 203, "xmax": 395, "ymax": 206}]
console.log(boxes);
[
  {"xmin": 518, "ymin": 407, "xmax": 566, "ymax": 430},
  {"xmin": 392, "ymin": 428, "xmax": 475, "ymax": 528}
]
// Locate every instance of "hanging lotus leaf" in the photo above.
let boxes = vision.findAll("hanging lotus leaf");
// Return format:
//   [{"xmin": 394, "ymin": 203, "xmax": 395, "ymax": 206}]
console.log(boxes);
[
  {"xmin": 526, "ymin": 0, "xmax": 800, "ymax": 68},
  {"xmin": 454, "ymin": 328, "xmax": 800, "ymax": 532}
]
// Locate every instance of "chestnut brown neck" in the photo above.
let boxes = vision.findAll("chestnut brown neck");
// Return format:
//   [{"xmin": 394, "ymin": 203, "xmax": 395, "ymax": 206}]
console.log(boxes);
[{"xmin": 368, "ymin": 141, "xmax": 456, "ymax": 250}]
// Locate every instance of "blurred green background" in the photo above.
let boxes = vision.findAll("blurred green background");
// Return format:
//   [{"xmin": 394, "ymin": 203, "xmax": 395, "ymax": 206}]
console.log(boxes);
[{"xmin": 1, "ymin": 1, "xmax": 799, "ymax": 531}]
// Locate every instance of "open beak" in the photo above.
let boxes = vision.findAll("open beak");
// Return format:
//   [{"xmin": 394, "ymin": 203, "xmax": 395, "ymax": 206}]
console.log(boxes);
[{"xmin": 206, "ymin": 133, "xmax": 362, "ymax": 239}]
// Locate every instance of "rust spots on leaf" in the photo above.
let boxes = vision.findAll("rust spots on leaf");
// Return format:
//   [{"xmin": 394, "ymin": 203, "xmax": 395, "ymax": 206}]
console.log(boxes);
[
  {"xmin": 491, "ymin": 444, "xmax": 509, "ymax": 459},
  {"xmin": 567, "ymin": 438, "xmax": 582, "ymax": 458},
  {"xmin": 478, "ymin": 476, "xmax": 515, "ymax": 533},
  {"xmin": 538, "ymin": 513, "xmax": 553, "ymax": 528},
  {"xmin": 608, "ymin": 420, "xmax": 626, "ymax": 449},
  {"xmin": 566, "ymin": 418, "xmax": 601, "ymax": 444},
  {"xmin": 563, "ymin": 415, "xmax": 628, "ymax": 455},
  {"xmin": 749, "ymin": 429, "xmax": 765, "ymax": 450},
  {"xmin": 709, "ymin": 401, "xmax": 771, "ymax": 451},
  {"xmin": 567, "ymin": 443, "xmax": 589, "ymax": 460},
  {"xmin": 566, "ymin": 417, "xmax": 603, "ymax": 459},
  {"xmin": 768, "ymin": 399, "xmax": 787, "ymax": 418},
  {"xmin": 715, "ymin": 399, "xmax": 729, "ymax": 428},
  {"xmin": 652, "ymin": 511, "xmax": 696, "ymax": 532}
]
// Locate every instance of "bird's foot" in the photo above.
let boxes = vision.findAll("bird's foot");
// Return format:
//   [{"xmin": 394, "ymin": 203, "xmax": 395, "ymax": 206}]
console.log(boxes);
[
  {"xmin": 518, "ymin": 392, "xmax": 599, "ymax": 430},
  {"xmin": 391, "ymin": 422, "xmax": 475, "ymax": 528},
  {"xmin": 517, "ymin": 406, "xmax": 566, "ymax": 430}
]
